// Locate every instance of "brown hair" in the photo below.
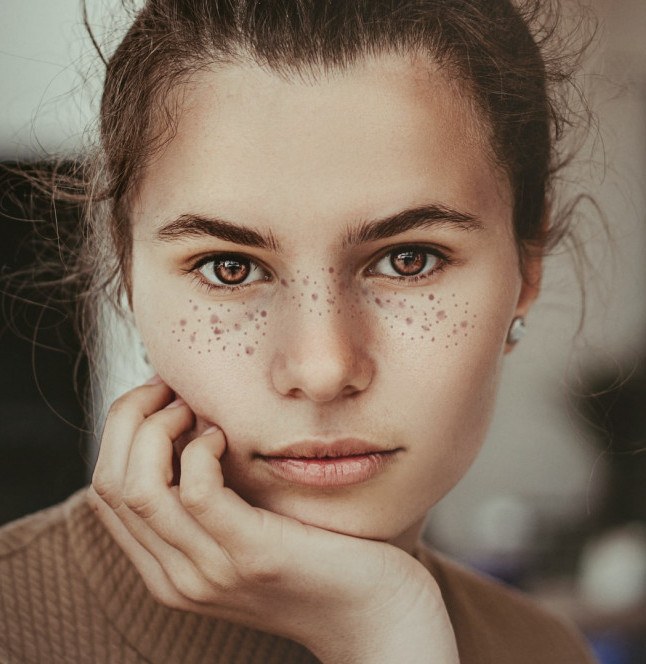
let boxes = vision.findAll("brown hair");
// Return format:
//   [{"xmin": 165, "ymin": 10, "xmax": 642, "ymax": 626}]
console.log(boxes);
[
  {"xmin": 90, "ymin": 0, "xmax": 590, "ymax": 305},
  {"xmin": 8, "ymin": 0, "xmax": 593, "ymax": 375}
]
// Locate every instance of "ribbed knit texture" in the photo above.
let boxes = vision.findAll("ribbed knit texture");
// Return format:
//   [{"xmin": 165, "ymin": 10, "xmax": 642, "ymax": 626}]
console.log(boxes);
[
  {"xmin": 1, "ymin": 489, "xmax": 597, "ymax": 663},
  {"xmin": 1, "ymin": 491, "xmax": 316, "ymax": 663}
]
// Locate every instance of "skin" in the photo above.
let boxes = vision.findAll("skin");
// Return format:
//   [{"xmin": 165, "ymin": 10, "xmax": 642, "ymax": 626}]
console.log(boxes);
[{"xmin": 89, "ymin": 53, "xmax": 541, "ymax": 662}]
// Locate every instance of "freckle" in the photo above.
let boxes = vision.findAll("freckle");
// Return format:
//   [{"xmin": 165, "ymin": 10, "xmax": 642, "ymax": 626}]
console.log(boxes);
[
  {"xmin": 226, "ymin": 308, "xmax": 231, "ymax": 313},
  {"xmin": 328, "ymin": 267, "xmax": 335, "ymax": 273},
  {"xmin": 261, "ymin": 310, "xmax": 267, "ymax": 318},
  {"xmin": 234, "ymin": 323, "xmax": 241, "ymax": 331},
  {"xmin": 197, "ymin": 319, "xmax": 202, "ymax": 323},
  {"xmin": 193, "ymin": 305, "xmax": 198, "ymax": 311},
  {"xmin": 406, "ymin": 317, "xmax": 413, "ymax": 325},
  {"xmin": 222, "ymin": 345, "xmax": 226, "ymax": 350},
  {"xmin": 246, "ymin": 311, "xmax": 254, "ymax": 321},
  {"xmin": 171, "ymin": 329, "xmax": 175, "ymax": 334},
  {"xmin": 436, "ymin": 310, "xmax": 447, "ymax": 321},
  {"xmin": 374, "ymin": 297, "xmax": 382, "ymax": 307},
  {"xmin": 256, "ymin": 324, "xmax": 260, "ymax": 330},
  {"xmin": 311, "ymin": 293, "xmax": 318, "ymax": 301},
  {"xmin": 337, "ymin": 309, "xmax": 341, "ymax": 314},
  {"xmin": 461, "ymin": 320, "xmax": 468, "ymax": 328},
  {"xmin": 179, "ymin": 319, "xmax": 187, "ymax": 327},
  {"xmin": 432, "ymin": 337, "xmax": 435, "ymax": 342}
]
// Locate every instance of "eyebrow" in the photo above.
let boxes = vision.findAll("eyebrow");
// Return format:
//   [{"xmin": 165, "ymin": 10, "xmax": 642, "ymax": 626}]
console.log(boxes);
[
  {"xmin": 343, "ymin": 204, "xmax": 483, "ymax": 247},
  {"xmin": 154, "ymin": 203, "xmax": 482, "ymax": 251},
  {"xmin": 155, "ymin": 214, "xmax": 280, "ymax": 251}
]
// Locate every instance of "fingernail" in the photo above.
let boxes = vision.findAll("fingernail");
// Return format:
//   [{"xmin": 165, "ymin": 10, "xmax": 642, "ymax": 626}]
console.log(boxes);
[
  {"xmin": 202, "ymin": 425, "xmax": 220, "ymax": 435},
  {"xmin": 145, "ymin": 374, "xmax": 163, "ymax": 385},
  {"xmin": 166, "ymin": 397, "xmax": 185, "ymax": 409}
]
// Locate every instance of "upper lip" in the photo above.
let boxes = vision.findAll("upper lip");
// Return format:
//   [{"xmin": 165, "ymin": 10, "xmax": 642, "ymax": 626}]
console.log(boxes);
[{"xmin": 258, "ymin": 438, "xmax": 399, "ymax": 459}]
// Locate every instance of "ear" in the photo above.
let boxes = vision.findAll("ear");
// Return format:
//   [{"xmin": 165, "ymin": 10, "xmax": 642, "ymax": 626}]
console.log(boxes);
[
  {"xmin": 505, "ymin": 212, "xmax": 548, "ymax": 353},
  {"xmin": 504, "ymin": 250, "xmax": 543, "ymax": 354}
]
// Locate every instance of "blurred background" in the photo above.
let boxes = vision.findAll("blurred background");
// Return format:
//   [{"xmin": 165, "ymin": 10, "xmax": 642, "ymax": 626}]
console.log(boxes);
[{"xmin": 1, "ymin": 1, "xmax": 645, "ymax": 661}]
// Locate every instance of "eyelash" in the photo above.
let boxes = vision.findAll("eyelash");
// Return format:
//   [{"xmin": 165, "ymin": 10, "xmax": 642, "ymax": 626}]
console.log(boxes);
[{"xmin": 187, "ymin": 245, "xmax": 450, "ymax": 294}]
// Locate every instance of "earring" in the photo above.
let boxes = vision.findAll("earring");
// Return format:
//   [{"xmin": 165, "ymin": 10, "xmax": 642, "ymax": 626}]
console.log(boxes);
[{"xmin": 507, "ymin": 316, "xmax": 527, "ymax": 345}]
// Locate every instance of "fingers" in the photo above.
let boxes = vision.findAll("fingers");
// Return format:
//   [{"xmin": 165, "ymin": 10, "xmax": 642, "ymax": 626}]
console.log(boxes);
[
  {"xmin": 92, "ymin": 379, "xmax": 174, "ymax": 507},
  {"xmin": 178, "ymin": 429, "xmax": 289, "ymax": 570}
]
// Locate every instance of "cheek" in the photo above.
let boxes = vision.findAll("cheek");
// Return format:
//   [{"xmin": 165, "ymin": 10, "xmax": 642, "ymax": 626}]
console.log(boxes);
[
  {"xmin": 170, "ymin": 299, "xmax": 270, "ymax": 359},
  {"xmin": 352, "ymin": 286, "xmax": 477, "ymax": 350}
]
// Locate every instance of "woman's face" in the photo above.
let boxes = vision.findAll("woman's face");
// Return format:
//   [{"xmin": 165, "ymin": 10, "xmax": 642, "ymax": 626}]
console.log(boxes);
[{"xmin": 129, "ymin": 54, "xmax": 539, "ymax": 550}]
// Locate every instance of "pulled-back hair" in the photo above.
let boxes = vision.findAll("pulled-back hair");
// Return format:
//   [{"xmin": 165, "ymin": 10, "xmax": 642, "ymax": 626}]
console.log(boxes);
[
  {"xmin": 6, "ymin": 0, "xmax": 592, "ymax": 393},
  {"xmin": 94, "ymin": 0, "xmax": 588, "ymax": 305}
]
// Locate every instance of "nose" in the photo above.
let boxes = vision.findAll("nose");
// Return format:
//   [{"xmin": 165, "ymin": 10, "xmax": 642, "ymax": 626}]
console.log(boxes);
[{"xmin": 270, "ymin": 299, "xmax": 374, "ymax": 402}]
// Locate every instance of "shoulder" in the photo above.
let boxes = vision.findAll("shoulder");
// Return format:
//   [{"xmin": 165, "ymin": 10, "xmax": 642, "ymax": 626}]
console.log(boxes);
[
  {"xmin": 0, "ymin": 492, "xmax": 78, "ymax": 557},
  {"xmin": 416, "ymin": 544, "xmax": 597, "ymax": 664}
]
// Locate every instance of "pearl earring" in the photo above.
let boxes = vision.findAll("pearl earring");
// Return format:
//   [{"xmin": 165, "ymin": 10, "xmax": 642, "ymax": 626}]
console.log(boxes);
[{"xmin": 507, "ymin": 316, "xmax": 527, "ymax": 345}]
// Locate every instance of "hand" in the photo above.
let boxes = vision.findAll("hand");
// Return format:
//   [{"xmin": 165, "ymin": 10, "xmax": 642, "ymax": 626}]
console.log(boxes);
[{"xmin": 88, "ymin": 378, "xmax": 459, "ymax": 663}]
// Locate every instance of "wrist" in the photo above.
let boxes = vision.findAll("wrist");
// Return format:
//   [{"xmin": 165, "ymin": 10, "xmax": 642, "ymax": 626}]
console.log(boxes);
[{"xmin": 309, "ymin": 577, "xmax": 459, "ymax": 664}]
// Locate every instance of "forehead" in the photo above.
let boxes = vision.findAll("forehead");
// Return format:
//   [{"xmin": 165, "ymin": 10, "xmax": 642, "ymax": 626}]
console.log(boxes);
[{"xmin": 132, "ymin": 53, "xmax": 511, "ymax": 241}]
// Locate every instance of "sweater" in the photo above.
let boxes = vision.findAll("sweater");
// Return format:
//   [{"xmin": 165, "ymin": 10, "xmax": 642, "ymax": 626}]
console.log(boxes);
[{"xmin": 0, "ymin": 489, "xmax": 597, "ymax": 663}]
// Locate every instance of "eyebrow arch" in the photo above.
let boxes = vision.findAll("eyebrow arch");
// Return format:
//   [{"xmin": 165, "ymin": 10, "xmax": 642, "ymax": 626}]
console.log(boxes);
[
  {"xmin": 343, "ymin": 204, "xmax": 483, "ymax": 247},
  {"xmin": 155, "ymin": 213, "xmax": 281, "ymax": 251}
]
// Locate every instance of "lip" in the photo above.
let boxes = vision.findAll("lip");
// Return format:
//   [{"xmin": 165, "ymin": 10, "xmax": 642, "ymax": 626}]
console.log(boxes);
[{"xmin": 258, "ymin": 439, "xmax": 401, "ymax": 488}]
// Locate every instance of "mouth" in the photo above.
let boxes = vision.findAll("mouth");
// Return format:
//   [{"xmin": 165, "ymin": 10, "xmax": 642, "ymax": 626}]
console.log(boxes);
[{"xmin": 257, "ymin": 439, "xmax": 402, "ymax": 488}]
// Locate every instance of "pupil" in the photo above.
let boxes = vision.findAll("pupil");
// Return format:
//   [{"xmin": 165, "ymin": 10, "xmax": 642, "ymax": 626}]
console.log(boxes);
[
  {"xmin": 391, "ymin": 250, "xmax": 426, "ymax": 275},
  {"xmin": 215, "ymin": 258, "xmax": 250, "ymax": 284}
]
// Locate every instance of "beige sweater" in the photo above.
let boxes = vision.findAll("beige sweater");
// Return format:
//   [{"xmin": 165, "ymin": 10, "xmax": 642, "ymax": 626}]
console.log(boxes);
[{"xmin": 0, "ymin": 489, "xmax": 596, "ymax": 663}]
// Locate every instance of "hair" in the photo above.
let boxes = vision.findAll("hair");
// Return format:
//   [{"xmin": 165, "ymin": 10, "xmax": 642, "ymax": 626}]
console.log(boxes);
[{"xmin": 3, "ymin": 0, "xmax": 594, "ymax": 400}]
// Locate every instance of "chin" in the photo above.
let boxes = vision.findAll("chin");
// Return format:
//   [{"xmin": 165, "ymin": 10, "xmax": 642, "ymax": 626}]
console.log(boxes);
[{"xmin": 252, "ymin": 491, "xmax": 413, "ymax": 543}]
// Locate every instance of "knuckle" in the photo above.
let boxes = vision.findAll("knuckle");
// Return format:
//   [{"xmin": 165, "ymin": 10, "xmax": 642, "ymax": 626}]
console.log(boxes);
[
  {"xmin": 236, "ymin": 552, "xmax": 282, "ymax": 586},
  {"xmin": 168, "ymin": 568, "xmax": 214, "ymax": 604},
  {"xmin": 91, "ymin": 471, "xmax": 122, "ymax": 508},
  {"xmin": 122, "ymin": 486, "xmax": 161, "ymax": 519},
  {"xmin": 107, "ymin": 395, "xmax": 137, "ymax": 420},
  {"xmin": 178, "ymin": 481, "xmax": 212, "ymax": 516},
  {"xmin": 143, "ymin": 576, "xmax": 185, "ymax": 609}
]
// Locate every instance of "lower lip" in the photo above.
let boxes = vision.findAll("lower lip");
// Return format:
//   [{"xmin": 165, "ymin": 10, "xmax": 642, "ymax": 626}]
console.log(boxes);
[{"xmin": 261, "ymin": 451, "xmax": 398, "ymax": 487}]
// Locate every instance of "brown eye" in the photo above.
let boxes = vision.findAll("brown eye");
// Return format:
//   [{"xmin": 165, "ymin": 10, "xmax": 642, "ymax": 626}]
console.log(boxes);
[
  {"xmin": 369, "ymin": 246, "xmax": 442, "ymax": 281},
  {"xmin": 214, "ymin": 257, "xmax": 250, "ymax": 284},
  {"xmin": 390, "ymin": 249, "xmax": 427, "ymax": 276},
  {"xmin": 197, "ymin": 254, "xmax": 267, "ymax": 288}
]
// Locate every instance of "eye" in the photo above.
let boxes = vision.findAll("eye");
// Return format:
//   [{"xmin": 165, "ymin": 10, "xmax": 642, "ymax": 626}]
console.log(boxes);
[
  {"xmin": 195, "ymin": 254, "xmax": 268, "ymax": 288},
  {"xmin": 369, "ymin": 246, "xmax": 445, "ymax": 280}
]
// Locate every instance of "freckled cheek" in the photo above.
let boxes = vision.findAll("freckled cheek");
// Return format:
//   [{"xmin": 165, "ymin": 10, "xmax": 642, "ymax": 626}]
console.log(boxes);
[
  {"xmin": 349, "ymin": 287, "xmax": 479, "ymax": 352},
  {"xmin": 136, "ymin": 296, "xmax": 272, "ymax": 404}
]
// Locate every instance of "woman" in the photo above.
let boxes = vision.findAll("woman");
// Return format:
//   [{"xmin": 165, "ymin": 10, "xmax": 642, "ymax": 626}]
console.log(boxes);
[{"xmin": 0, "ymin": 1, "xmax": 598, "ymax": 662}]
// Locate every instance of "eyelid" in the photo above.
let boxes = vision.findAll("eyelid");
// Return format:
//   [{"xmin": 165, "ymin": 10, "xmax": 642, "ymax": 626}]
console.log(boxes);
[
  {"xmin": 188, "ymin": 251, "xmax": 272, "ymax": 290},
  {"xmin": 365, "ymin": 243, "xmax": 451, "ymax": 279}
]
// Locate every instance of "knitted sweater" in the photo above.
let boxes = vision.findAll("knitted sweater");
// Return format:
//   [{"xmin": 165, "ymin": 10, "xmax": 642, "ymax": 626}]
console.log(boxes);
[{"xmin": 0, "ymin": 489, "xmax": 596, "ymax": 664}]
